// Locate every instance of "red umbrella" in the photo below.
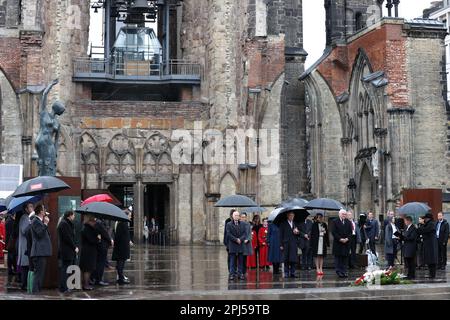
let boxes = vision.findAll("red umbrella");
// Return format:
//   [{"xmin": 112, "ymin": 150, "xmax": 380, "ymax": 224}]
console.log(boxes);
[{"xmin": 81, "ymin": 194, "xmax": 113, "ymax": 206}]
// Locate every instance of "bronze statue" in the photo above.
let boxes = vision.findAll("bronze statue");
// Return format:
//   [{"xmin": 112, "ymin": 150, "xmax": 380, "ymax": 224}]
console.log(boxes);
[{"xmin": 35, "ymin": 79, "xmax": 65, "ymax": 176}]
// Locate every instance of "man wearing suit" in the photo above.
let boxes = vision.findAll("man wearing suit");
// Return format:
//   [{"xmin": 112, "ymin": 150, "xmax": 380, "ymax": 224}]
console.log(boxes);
[
  {"xmin": 30, "ymin": 205, "xmax": 52, "ymax": 294},
  {"xmin": 223, "ymin": 210, "xmax": 234, "ymax": 273},
  {"xmin": 279, "ymin": 212, "xmax": 300, "ymax": 278},
  {"xmin": 226, "ymin": 210, "xmax": 248, "ymax": 280},
  {"xmin": 57, "ymin": 211, "xmax": 78, "ymax": 293},
  {"xmin": 298, "ymin": 217, "xmax": 313, "ymax": 270},
  {"xmin": 365, "ymin": 212, "xmax": 379, "ymax": 255},
  {"xmin": 436, "ymin": 212, "xmax": 449, "ymax": 270},
  {"xmin": 91, "ymin": 218, "xmax": 112, "ymax": 286},
  {"xmin": 346, "ymin": 210, "xmax": 360, "ymax": 269},
  {"xmin": 332, "ymin": 209, "xmax": 353, "ymax": 278},
  {"xmin": 402, "ymin": 216, "xmax": 417, "ymax": 279}
]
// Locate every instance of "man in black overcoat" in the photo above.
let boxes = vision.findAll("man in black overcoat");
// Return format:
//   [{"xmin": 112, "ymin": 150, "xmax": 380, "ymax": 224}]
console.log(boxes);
[
  {"xmin": 279, "ymin": 212, "xmax": 300, "ymax": 278},
  {"xmin": 91, "ymin": 219, "xmax": 112, "ymax": 286},
  {"xmin": 223, "ymin": 209, "xmax": 234, "ymax": 273},
  {"xmin": 57, "ymin": 211, "xmax": 78, "ymax": 293},
  {"xmin": 417, "ymin": 213, "xmax": 438, "ymax": 278},
  {"xmin": 401, "ymin": 216, "xmax": 417, "ymax": 279},
  {"xmin": 225, "ymin": 210, "xmax": 248, "ymax": 280},
  {"xmin": 298, "ymin": 217, "xmax": 313, "ymax": 270},
  {"xmin": 436, "ymin": 212, "xmax": 449, "ymax": 270},
  {"xmin": 112, "ymin": 210, "xmax": 132, "ymax": 285},
  {"xmin": 332, "ymin": 209, "xmax": 352, "ymax": 278}
]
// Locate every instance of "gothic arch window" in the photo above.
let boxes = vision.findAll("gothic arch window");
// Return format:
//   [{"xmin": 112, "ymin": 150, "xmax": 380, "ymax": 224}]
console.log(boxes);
[
  {"xmin": 143, "ymin": 133, "xmax": 172, "ymax": 175},
  {"xmin": 80, "ymin": 132, "xmax": 100, "ymax": 189},
  {"xmin": 106, "ymin": 134, "xmax": 135, "ymax": 175}
]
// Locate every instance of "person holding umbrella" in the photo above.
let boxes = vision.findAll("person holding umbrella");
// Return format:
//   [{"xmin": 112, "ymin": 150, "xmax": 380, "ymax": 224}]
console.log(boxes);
[
  {"xmin": 29, "ymin": 205, "xmax": 52, "ymax": 294},
  {"xmin": 91, "ymin": 218, "xmax": 112, "ymax": 286},
  {"xmin": 279, "ymin": 211, "xmax": 301, "ymax": 278},
  {"xmin": 332, "ymin": 209, "xmax": 353, "ymax": 278},
  {"xmin": 112, "ymin": 209, "xmax": 132, "ymax": 285},
  {"xmin": 79, "ymin": 215, "xmax": 100, "ymax": 290},
  {"xmin": 267, "ymin": 212, "xmax": 282, "ymax": 275},
  {"xmin": 226, "ymin": 210, "xmax": 248, "ymax": 280},
  {"xmin": 417, "ymin": 213, "xmax": 438, "ymax": 279}
]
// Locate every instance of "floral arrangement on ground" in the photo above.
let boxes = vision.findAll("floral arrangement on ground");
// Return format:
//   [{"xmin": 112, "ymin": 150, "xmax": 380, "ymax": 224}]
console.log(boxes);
[{"xmin": 352, "ymin": 269, "xmax": 413, "ymax": 286}]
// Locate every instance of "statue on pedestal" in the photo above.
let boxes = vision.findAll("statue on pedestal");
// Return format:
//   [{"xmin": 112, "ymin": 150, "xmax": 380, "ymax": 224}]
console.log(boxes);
[{"xmin": 35, "ymin": 79, "xmax": 65, "ymax": 176}]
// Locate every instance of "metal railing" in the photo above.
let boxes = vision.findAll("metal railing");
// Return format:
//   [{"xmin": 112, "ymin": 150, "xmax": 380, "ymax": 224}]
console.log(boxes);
[
  {"xmin": 147, "ymin": 226, "xmax": 178, "ymax": 246},
  {"xmin": 73, "ymin": 58, "xmax": 202, "ymax": 80}
]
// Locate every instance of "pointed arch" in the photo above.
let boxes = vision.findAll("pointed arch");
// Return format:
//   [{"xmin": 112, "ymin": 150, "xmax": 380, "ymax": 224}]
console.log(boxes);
[
  {"xmin": 106, "ymin": 134, "xmax": 135, "ymax": 176},
  {"xmin": 80, "ymin": 132, "xmax": 100, "ymax": 189}
]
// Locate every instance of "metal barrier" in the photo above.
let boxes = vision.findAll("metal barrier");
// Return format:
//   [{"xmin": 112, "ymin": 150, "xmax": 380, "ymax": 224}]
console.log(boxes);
[
  {"xmin": 147, "ymin": 226, "xmax": 178, "ymax": 246},
  {"xmin": 73, "ymin": 58, "xmax": 202, "ymax": 80}
]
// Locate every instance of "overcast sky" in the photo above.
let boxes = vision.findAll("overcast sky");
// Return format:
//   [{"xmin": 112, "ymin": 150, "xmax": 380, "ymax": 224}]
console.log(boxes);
[{"xmin": 304, "ymin": 0, "xmax": 437, "ymax": 67}]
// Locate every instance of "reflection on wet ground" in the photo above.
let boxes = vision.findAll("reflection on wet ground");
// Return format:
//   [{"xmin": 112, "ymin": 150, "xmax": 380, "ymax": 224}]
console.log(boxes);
[{"xmin": 0, "ymin": 245, "xmax": 449, "ymax": 300}]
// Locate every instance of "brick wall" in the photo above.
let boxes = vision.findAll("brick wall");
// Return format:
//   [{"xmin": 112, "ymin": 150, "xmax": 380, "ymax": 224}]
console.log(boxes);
[{"xmin": 0, "ymin": 37, "xmax": 21, "ymax": 90}]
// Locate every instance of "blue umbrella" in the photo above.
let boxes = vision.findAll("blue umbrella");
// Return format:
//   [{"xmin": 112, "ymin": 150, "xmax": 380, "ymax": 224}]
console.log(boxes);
[
  {"xmin": 0, "ymin": 198, "xmax": 6, "ymax": 212},
  {"xmin": 7, "ymin": 195, "xmax": 42, "ymax": 213}
]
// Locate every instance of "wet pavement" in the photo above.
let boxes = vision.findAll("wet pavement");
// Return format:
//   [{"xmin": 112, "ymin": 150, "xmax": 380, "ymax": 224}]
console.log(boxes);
[{"xmin": 1, "ymin": 245, "xmax": 450, "ymax": 300}]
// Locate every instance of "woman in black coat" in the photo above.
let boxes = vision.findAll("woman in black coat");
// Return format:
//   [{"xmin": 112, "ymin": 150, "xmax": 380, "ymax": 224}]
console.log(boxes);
[
  {"xmin": 417, "ymin": 214, "xmax": 438, "ymax": 278},
  {"xmin": 310, "ymin": 214, "xmax": 329, "ymax": 275},
  {"xmin": 112, "ymin": 210, "xmax": 132, "ymax": 284},
  {"xmin": 79, "ymin": 215, "xmax": 99, "ymax": 290}
]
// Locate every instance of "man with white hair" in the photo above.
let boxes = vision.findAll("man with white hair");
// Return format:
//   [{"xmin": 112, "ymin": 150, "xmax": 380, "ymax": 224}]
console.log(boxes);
[{"xmin": 332, "ymin": 209, "xmax": 353, "ymax": 278}]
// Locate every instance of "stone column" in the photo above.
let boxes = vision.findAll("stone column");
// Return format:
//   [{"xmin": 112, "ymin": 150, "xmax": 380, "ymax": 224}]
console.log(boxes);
[{"xmin": 133, "ymin": 175, "xmax": 144, "ymax": 243}]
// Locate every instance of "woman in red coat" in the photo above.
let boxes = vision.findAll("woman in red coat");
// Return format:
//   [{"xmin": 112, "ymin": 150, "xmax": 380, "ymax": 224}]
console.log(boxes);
[{"xmin": 258, "ymin": 218, "xmax": 271, "ymax": 269}]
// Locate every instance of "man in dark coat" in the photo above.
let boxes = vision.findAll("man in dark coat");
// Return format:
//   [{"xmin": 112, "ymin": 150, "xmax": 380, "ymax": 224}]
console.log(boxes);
[
  {"xmin": 298, "ymin": 217, "xmax": 313, "ymax": 270},
  {"xmin": 332, "ymin": 209, "xmax": 353, "ymax": 278},
  {"xmin": 91, "ymin": 219, "xmax": 112, "ymax": 286},
  {"xmin": 223, "ymin": 209, "xmax": 234, "ymax": 273},
  {"xmin": 5, "ymin": 212, "xmax": 17, "ymax": 281},
  {"xmin": 401, "ymin": 216, "xmax": 417, "ymax": 279},
  {"xmin": 30, "ymin": 205, "xmax": 52, "ymax": 294},
  {"xmin": 346, "ymin": 210, "xmax": 359, "ymax": 269},
  {"xmin": 364, "ymin": 212, "xmax": 379, "ymax": 255},
  {"xmin": 279, "ymin": 212, "xmax": 300, "ymax": 278},
  {"xmin": 417, "ymin": 213, "xmax": 438, "ymax": 278},
  {"xmin": 436, "ymin": 212, "xmax": 449, "ymax": 270},
  {"xmin": 57, "ymin": 211, "xmax": 78, "ymax": 293},
  {"xmin": 112, "ymin": 210, "xmax": 132, "ymax": 285},
  {"xmin": 225, "ymin": 210, "xmax": 248, "ymax": 280},
  {"xmin": 267, "ymin": 221, "xmax": 282, "ymax": 274}
]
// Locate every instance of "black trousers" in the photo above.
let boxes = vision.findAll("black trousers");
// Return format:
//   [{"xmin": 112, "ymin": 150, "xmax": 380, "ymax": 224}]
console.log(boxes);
[
  {"xmin": 301, "ymin": 247, "xmax": 313, "ymax": 269},
  {"xmin": 349, "ymin": 235, "xmax": 357, "ymax": 267},
  {"xmin": 32, "ymin": 257, "xmax": 47, "ymax": 294},
  {"xmin": 7, "ymin": 251, "xmax": 17, "ymax": 275},
  {"xmin": 20, "ymin": 265, "xmax": 29, "ymax": 290},
  {"xmin": 404, "ymin": 256, "xmax": 416, "ymax": 278},
  {"xmin": 438, "ymin": 243, "xmax": 447, "ymax": 268},
  {"xmin": 59, "ymin": 259, "xmax": 74, "ymax": 292},
  {"xmin": 334, "ymin": 255, "xmax": 348, "ymax": 275},
  {"xmin": 272, "ymin": 263, "xmax": 280, "ymax": 274},
  {"xmin": 116, "ymin": 259, "xmax": 126, "ymax": 281},
  {"xmin": 284, "ymin": 262, "xmax": 296, "ymax": 276},
  {"xmin": 428, "ymin": 264, "xmax": 437, "ymax": 278},
  {"xmin": 92, "ymin": 247, "xmax": 108, "ymax": 283},
  {"xmin": 368, "ymin": 239, "xmax": 376, "ymax": 255}
]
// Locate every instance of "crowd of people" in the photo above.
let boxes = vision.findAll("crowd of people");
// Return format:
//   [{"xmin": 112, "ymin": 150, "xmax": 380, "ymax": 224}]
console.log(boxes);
[
  {"xmin": 223, "ymin": 208, "xmax": 449, "ymax": 281},
  {"xmin": 2, "ymin": 202, "xmax": 133, "ymax": 294}
]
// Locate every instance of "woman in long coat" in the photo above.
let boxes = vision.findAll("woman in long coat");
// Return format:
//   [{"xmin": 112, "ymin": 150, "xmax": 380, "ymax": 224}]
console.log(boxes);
[
  {"xmin": 112, "ymin": 210, "xmax": 132, "ymax": 284},
  {"xmin": 258, "ymin": 218, "xmax": 270, "ymax": 269},
  {"xmin": 267, "ymin": 221, "xmax": 282, "ymax": 274},
  {"xmin": 310, "ymin": 214, "xmax": 329, "ymax": 275},
  {"xmin": 417, "ymin": 214, "xmax": 438, "ymax": 278},
  {"xmin": 239, "ymin": 213, "xmax": 253, "ymax": 274},
  {"xmin": 79, "ymin": 215, "xmax": 99, "ymax": 290},
  {"xmin": 384, "ymin": 217, "xmax": 400, "ymax": 270}
]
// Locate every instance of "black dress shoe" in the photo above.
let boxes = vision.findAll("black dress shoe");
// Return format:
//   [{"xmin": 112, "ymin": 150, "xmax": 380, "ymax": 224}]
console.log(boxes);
[
  {"xmin": 82, "ymin": 286, "xmax": 94, "ymax": 291},
  {"xmin": 97, "ymin": 281, "xmax": 109, "ymax": 286},
  {"xmin": 290, "ymin": 274, "xmax": 298, "ymax": 278}
]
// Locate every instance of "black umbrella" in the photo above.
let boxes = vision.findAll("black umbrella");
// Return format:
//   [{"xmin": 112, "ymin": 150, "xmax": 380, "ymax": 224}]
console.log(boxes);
[
  {"xmin": 397, "ymin": 202, "xmax": 431, "ymax": 216},
  {"xmin": 272, "ymin": 206, "xmax": 310, "ymax": 225},
  {"xmin": 268, "ymin": 207, "xmax": 284, "ymax": 222},
  {"xmin": 281, "ymin": 197, "xmax": 309, "ymax": 208},
  {"xmin": 303, "ymin": 198, "xmax": 345, "ymax": 211},
  {"xmin": 75, "ymin": 202, "xmax": 130, "ymax": 222},
  {"xmin": 11, "ymin": 176, "xmax": 70, "ymax": 197},
  {"xmin": 214, "ymin": 195, "xmax": 258, "ymax": 208}
]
